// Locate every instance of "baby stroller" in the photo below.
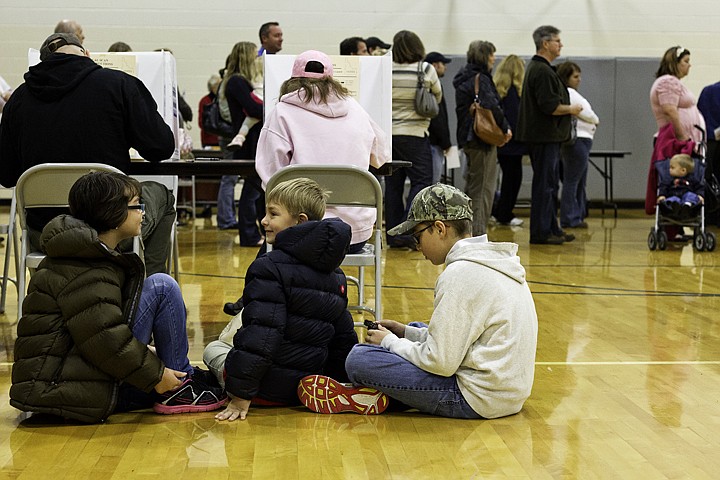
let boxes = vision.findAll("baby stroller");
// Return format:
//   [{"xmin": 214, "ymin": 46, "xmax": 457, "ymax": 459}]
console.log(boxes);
[{"xmin": 647, "ymin": 127, "xmax": 716, "ymax": 251}]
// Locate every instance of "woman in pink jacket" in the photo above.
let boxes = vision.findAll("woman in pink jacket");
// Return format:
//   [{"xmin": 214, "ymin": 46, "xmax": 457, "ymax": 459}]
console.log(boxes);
[{"xmin": 255, "ymin": 50, "xmax": 390, "ymax": 253}]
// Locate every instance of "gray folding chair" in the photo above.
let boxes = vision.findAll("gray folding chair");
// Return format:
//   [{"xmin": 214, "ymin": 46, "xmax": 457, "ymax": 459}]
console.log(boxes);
[
  {"xmin": 0, "ymin": 189, "xmax": 20, "ymax": 314},
  {"xmin": 14, "ymin": 163, "xmax": 127, "ymax": 320},
  {"xmin": 265, "ymin": 165, "xmax": 383, "ymax": 320}
]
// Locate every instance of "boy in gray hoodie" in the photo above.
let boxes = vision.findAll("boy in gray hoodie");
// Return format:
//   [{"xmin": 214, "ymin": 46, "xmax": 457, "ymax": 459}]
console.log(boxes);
[{"xmin": 299, "ymin": 183, "xmax": 538, "ymax": 418}]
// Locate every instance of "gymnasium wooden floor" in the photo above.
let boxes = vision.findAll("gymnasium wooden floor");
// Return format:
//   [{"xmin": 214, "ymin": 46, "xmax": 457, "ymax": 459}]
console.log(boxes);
[{"xmin": 1, "ymin": 207, "xmax": 719, "ymax": 479}]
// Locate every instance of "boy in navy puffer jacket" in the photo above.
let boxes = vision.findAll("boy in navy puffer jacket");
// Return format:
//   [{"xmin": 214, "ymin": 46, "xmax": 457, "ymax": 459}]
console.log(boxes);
[{"xmin": 204, "ymin": 177, "xmax": 358, "ymax": 421}]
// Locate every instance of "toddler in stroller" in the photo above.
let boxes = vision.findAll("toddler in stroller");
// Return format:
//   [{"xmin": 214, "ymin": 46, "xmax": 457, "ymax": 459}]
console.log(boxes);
[{"xmin": 648, "ymin": 153, "xmax": 716, "ymax": 251}]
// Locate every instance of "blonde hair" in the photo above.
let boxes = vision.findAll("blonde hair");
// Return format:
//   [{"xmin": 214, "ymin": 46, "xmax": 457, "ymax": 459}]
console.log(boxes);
[
  {"xmin": 224, "ymin": 42, "xmax": 260, "ymax": 84},
  {"xmin": 279, "ymin": 77, "xmax": 348, "ymax": 104},
  {"xmin": 671, "ymin": 153, "xmax": 694, "ymax": 174},
  {"xmin": 266, "ymin": 178, "xmax": 329, "ymax": 221},
  {"xmin": 493, "ymin": 54, "xmax": 525, "ymax": 98}
]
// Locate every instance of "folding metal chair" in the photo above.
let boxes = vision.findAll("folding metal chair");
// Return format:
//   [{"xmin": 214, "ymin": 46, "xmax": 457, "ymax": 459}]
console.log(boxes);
[
  {"xmin": 265, "ymin": 165, "xmax": 383, "ymax": 320},
  {"xmin": 14, "ymin": 163, "xmax": 127, "ymax": 320},
  {"xmin": 0, "ymin": 189, "xmax": 20, "ymax": 314}
]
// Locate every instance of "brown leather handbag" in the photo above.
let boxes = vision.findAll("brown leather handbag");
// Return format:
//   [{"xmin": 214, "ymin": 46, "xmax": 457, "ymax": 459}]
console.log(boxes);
[{"xmin": 471, "ymin": 74, "xmax": 506, "ymax": 146}]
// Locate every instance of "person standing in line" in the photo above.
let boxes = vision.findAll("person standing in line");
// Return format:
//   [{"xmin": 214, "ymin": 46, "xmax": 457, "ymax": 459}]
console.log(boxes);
[
  {"xmin": 557, "ymin": 61, "xmax": 599, "ymax": 229},
  {"xmin": 492, "ymin": 54, "xmax": 528, "ymax": 227},
  {"xmin": 386, "ymin": 30, "xmax": 442, "ymax": 248},
  {"xmin": 258, "ymin": 22, "xmax": 283, "ymax": 55},
  {"xmin": 340, "ymin": 37, "xmax": 369, "ymax": 55},
  {"xmin": 453, "ymin": 40, "xmax": 512, "ymax": 237},
  {"xmin": 516, "ymin": 25, "xmax": 582, "ymax": 245},
  {"xmin": 217, "ymin": 42, "xmax": 265, "ymax": 245},
  {"xmin": 365, "ymin": 36, "xmax": 391, "ymax": 56},
  {"xmin": 425, "ymin": 51, "xmax": 453, "ymax": 184}
]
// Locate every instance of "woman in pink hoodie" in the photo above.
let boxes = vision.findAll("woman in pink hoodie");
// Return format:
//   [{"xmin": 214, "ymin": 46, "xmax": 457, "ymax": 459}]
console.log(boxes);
[{"xmin": 255, "ymin": 50, "xmax": 390, "ymax": 253}]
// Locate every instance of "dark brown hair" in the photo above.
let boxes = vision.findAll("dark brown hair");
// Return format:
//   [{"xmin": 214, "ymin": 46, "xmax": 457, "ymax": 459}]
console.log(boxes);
[{"xmin": 69, "ymin": 172, "xmax": 142, "ymax": 233}]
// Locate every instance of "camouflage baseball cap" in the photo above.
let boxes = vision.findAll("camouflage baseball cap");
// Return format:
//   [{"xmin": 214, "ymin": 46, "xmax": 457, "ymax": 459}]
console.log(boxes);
[{"xmin": 387, "ymin": 183, "xmax": 473, "ymax": 236}]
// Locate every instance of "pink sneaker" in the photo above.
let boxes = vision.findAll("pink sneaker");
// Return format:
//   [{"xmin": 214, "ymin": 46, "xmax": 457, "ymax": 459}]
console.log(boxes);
[
  {"xmin": 297, "ymin": 375, "xmax": 388, "ymax": 415},
  {"xmin": 153, "ymin": 377, "xmax": 228, "ymax": 414}
]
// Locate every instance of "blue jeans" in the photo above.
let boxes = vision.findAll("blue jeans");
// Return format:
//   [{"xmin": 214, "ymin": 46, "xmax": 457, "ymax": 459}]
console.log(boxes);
[
  {"xmin": 237, "ymin": 175, "xmax": 264, "ymax": 245},
  {"xmin": 345, "ymin": 344, "xmax": 482, "ymax": 419},
  {"xmin": 132, "ymin": 273, "xmax": 192, "ymax": 374},
  {"xmin": 528, "ymin": 143, "xmax": 563, "ymax": 241},
  {"xmin": 560, "ymin": 138, "xmax": 592, "ymax": 227},
  {"xmin": 385, "ymin": 135, "xmax": 433, "ymax": 242},
  {"xmin": 430, "ymin": 144, "xmax": 445, "ymax": 184},
  {"xmin": 217, "ymin": 137, "xmax": 238, "ymax": 228},
  {"xmin": 115, "ymin": 273, "xmax": 192, "ymax": 412},
  {"xmin": 217, "ymin": 175, "xmax": 238, "ymax": 228}
]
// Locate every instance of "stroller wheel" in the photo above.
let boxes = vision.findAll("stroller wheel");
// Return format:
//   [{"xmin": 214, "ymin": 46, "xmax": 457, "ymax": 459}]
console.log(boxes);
[
  {"xmin": 648, "ymin": 230, "xmax": 657, "ymax": 250},
  {"xmin": 658, "ymin": 231, "xmax": 668, "ymax": 250},
  {"xmin": 693, "ymin": 233, "xmax": 706, "ymax": 251},
  {"xmin": 706, "ymin": 232, "xmax": 716, "ymax": 252}
]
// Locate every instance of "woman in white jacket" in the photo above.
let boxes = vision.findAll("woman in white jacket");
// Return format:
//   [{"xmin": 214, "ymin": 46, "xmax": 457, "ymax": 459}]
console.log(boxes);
[
  {"xmin": 255, "ymin": 50, "xmax": 390, "ymax": 252},
  {"xmin": 557, "ymin": 62, "xmax": 600, "ymax": 229}
]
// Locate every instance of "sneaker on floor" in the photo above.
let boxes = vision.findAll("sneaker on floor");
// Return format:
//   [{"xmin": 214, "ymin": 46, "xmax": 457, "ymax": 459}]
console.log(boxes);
[
  {"xmin": 153, "ymin": 377, "xmax": 227, "ymax": 414},
  {"xmin": 499, "ymin": 217, "xmax": 523, "ymax": 226},
  {"xmin": 297, "ymin": 375, "xmax": 388, "ymax": 415}
]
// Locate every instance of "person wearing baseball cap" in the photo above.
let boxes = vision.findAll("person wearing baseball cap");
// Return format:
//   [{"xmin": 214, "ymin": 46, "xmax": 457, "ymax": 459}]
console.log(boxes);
[
  {"xmin": 365, "ymin": 36, "xmax": 391, "ymax": 55},
  {"xmin": 255, "ymin": 49, "xmax": 389, "ymax": 251},
  {"xmin": 39, "ymin": 32, "xmax": 86, "ymax": 61},
  {"xmin": 299, "ymin": 182, "xmax": 539, "ymax": 419}
]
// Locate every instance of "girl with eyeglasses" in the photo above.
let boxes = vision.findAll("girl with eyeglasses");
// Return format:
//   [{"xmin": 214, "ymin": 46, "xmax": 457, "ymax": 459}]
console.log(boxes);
[{"xmin": 10, "ymin": 172, "xmax": 227, "ymax": 423}]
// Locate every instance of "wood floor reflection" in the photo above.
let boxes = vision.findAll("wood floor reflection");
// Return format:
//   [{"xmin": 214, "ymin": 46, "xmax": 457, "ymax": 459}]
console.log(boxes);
[{"xmin": 1, "ymin": 208, "xmax": 720, "ymax": 478}]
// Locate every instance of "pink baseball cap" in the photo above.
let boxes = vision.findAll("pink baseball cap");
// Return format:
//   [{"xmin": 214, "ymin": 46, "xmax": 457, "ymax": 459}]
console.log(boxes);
[{"xmin": 291, "ymin": 50, "xmax": 333, "ymax": 79}]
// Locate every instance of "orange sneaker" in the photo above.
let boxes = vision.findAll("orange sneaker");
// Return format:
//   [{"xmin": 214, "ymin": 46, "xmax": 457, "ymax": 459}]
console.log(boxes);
[{"xmin": 297, "ymin": 375, "xmax": 388, "ymax": 415}]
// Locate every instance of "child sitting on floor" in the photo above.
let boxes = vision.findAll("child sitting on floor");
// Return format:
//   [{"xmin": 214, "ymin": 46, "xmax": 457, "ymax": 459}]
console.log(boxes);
[
  {"xmin": 204, "ymin": 177, "xmax": 358, "ymax": 421},
  {"xmin": 298, "ymin": 183, "xmax": 538, "ymax": 419}
]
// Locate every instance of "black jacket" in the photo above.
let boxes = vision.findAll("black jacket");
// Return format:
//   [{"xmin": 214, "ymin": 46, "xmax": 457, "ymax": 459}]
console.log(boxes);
[
  {"xmin": 453, "ymin": 63, "xmax": 509, "ymax": 149},
  {"xmin": 0, "ymin": 53, "xmax": 175, "ymax": 188},
  {"xmin": 428, "ymin": 95, "xmax": 452, "ymax": 150},
  {"xmin": 515, "ymin": 55, "xmax": 571, "ymax": 144},
  {"xmin": 224, "ymin": 218, "xmax": 358, "ymax": 405}
]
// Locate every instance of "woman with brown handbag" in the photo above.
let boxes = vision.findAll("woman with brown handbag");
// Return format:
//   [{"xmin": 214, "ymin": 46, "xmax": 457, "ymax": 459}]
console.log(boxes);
[{"xmin": 453, "ymin": 41, "xmax": 512, "ymax": 236}]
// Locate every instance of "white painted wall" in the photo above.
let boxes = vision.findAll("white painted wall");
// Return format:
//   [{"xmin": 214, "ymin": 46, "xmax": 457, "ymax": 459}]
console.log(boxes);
[{"xmin": 1, "ymin": 0, "xmax": 719, "ymax": 149}]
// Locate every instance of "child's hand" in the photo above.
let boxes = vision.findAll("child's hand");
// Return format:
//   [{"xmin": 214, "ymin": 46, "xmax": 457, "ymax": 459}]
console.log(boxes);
[
  {"xmin": 378, "ymin": 320, "xmax": 406, "ymax": 338},
  {"xmin": 215, "ymin": 395, "xmax": 251, "ymax": 421},
  {"xmin": 154, "ymin": 367, "xmax": 186, "ymax": 393},
  {"xmin": 656, "ymin": 196, "xmax": 666, "ymax": 204},
  {"xmin": 365, "ymin": 325, "xmax": 391, "ymax": 345}
]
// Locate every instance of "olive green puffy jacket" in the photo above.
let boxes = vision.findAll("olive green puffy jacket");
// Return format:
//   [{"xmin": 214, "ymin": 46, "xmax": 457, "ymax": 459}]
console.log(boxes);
[{"xmin": 10, "ymin": 215, "xmax": 164, "ymax": 423}]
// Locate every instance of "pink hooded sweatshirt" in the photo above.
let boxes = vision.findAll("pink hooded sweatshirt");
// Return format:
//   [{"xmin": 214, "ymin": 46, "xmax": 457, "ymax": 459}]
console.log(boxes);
[{"xmin": 256, "ymin": 88, "xmax": 390, "ymax": 244}]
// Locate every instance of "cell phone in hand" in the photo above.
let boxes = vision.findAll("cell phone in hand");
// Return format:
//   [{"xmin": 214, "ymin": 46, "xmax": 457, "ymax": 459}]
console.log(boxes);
[{"xmin": 364, "ymin": 319, "xmax": 379, "ymax": 330}]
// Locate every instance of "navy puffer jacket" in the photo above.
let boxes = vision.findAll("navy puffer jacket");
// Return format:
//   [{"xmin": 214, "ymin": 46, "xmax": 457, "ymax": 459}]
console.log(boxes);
[{"xmin": 224, "ymin": 218, "xmax": 358, "ymax": 404}]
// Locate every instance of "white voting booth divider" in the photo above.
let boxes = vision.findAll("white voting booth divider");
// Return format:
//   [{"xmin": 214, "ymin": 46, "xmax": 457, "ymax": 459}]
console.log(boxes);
[
  {"xmin": 263, "ymin": 53, "xmax": 393, "ymax": 141},
  {"xmin": 28, "ymin": 49, "xmax": 181, "ymax": 159}
]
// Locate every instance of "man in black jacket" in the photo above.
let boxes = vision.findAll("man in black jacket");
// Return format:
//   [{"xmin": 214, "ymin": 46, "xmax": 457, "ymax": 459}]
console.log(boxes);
[
  {"xmin": 516, "ymin": 26, "xmax": 582, "ymax": 245},
  {"xmin": 0, "ymin": 33, "xmax": 176, "ymax": 274},
  {"xmin": 425, "ymin": 51, "xmax": 453, "ymax": 184}
]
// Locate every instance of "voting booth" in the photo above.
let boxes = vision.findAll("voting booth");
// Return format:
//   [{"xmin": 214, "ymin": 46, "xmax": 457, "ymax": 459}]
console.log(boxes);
[
  {"xmin": 263, "ymin": 53, "xmax": 393, "ymax": 141},
  {"xmin": 29, "ymin": 50, "xmax": 181, "ymax": 160}
]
